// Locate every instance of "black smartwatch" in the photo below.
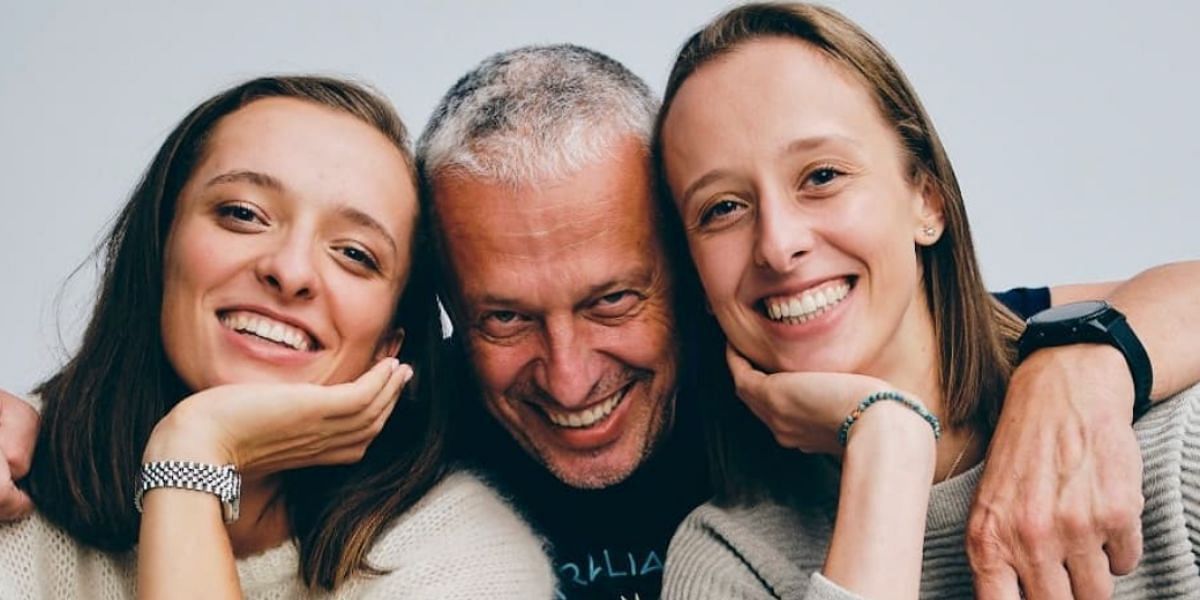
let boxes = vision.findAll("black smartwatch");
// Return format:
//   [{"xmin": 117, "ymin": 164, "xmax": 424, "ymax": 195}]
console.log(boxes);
[{"xmin": 1017, "ymin": 300, "xmax": 1153, "ymax": 421}]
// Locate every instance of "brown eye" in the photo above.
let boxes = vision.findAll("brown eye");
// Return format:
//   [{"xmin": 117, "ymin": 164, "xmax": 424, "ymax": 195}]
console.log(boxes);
[
  {"xmin": 806, "ymin": 167, "xmax": 843, "ymax": 187},
  {"xmin": 339, "ymin": 246, "xmax": 380, "ymax": 271},
  {"xmin": 699, "ymin": 198, "xmax": 746, "ymax": 226},
  {"xmin": 216, "ymin": 203, "xmax": 264, "ymax": 224},
  {"xmin": 592, "ymin": 290, "xmax": 640, "ymax": 318},
  {"xmin": 479, "ymin": 310, "xmax": 532, "ymax": 339}
]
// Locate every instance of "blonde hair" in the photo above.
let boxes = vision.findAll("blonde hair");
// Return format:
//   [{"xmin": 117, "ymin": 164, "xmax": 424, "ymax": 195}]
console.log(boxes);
[{"xmin": 654, "ymin": 3, "xmax": 1024, "ymax": 502}]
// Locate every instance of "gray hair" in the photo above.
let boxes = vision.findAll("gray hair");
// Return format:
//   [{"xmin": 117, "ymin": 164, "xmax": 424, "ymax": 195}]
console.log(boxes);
[{"xmin": 417, "ymin": 44, "xmax": 658, "ymax": 185}]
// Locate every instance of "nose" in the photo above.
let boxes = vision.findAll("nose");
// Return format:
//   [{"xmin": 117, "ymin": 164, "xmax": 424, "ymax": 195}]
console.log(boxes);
[
  {"xmin": 752, "ymin": 189, "xmax": 814, "ymax": 273},
  {"xmin": 255, "ymin": 231, "xmax": 318, "ymax": 300},
  {"xmin": 534, "ymin": 315, "xmax": 599, "ymax": 409}
]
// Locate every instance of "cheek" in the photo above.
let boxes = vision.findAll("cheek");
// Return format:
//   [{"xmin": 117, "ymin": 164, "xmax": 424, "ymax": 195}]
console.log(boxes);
[
  {"xmin": 688, "ymin": 232, "xmax": 750, "ymax": 305},
  {"xmin": 328, "ymin": 278, "xmax": 400, "ymax": 356},
  {"xmin": 161, "ymin": 226, "xmax": 238, "ymax": 338},
  {"xmin": 838, "ymin": 189, "xmax": 920, "ymax": 262},
  {"xmin": 468, "ymin": 340, "xmax": 530, "ymax": 394},
  {"xmin": 615, "ymin": 305, "xmax": 678, "ymax": 373}
]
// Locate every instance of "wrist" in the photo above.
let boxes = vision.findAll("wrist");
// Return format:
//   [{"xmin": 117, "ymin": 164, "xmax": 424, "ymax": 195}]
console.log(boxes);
[
  {"xmin": 1018, "ymin": 300, "xmax": 1153, "ymax": 420},
  {"xmin": 847, "ymin": 402, "xmax": 937, "ymax": 470},
  {"xmin": 143, "ymin": 402, "xmax": 233, "ymax": 465},
  {"xmin": 1012, "ymin": 343, "xmax": 1135, "ymax": 422}
]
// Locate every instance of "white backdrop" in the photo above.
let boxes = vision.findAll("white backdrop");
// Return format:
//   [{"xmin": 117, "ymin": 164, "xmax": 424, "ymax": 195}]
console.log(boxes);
[{"xmin": 2, "ymin": 1, "xmax": 1197, "ymax": 394}]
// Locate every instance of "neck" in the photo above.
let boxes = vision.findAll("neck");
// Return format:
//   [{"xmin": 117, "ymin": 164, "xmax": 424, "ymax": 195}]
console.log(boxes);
[
  {"xmin": 863, "ymin": 294, "xmax": 983, "ymax": 483},
  {"xmin": 226, "ymin": 476, "xmax": 291, "ymax": 557}
]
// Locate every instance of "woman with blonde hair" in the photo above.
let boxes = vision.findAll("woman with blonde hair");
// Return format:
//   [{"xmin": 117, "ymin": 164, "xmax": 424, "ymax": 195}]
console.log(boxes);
[{"xmin": 655, "ymin": 4, "xmax": 1200, "ymax": 598}]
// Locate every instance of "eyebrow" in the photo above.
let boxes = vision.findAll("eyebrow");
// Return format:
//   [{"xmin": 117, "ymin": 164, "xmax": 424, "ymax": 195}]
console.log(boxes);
[
  {"xmin": 578, "ymin": 270, "xmax": 653, "ymax": 305},
  {"xmin": 784, "ymin": 134, "xmax": 860, "ymax": 155},
  {"xmin": 679, "ymin": 169, "xmax": 735, "ymax": 210},
  {"xmin": 204, "ymin": 169, "xmax": 284, "ymax": 191},
  {"xmin": 335, "ymin": 204, "xmax": 399, "ymax": 256},
  {"xmin": 474, "ymin": 270, "xmax": 653, "ymax": 313}
]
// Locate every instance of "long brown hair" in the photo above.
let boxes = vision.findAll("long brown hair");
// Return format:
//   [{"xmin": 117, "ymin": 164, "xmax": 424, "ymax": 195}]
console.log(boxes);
[
  {"xmin": 26, "ymin": 75, "xmax": 448, "ymax": 589},
  {"xmin": 653, "ymin": 3, "xmax": 1024, "ymax": 503}
]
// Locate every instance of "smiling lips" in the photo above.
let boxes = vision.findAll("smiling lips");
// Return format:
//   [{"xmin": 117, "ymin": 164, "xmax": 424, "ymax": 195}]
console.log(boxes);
[
  {"xmin": 219, "ymin": 310, "xmax": 318, "ymax": 352},
  {"xmin": 541, "ymin": 386, "xmax": 628, "ymax": 429},
  {"xmin": 762, "ymin": 278, "xmax": 852, "ymax": 324}
]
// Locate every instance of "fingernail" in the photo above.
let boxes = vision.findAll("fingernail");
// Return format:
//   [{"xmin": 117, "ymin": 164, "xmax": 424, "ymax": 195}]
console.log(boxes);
[{"xmin": 399, "ymin": 364, "xmax": 414, "ymax": 381}]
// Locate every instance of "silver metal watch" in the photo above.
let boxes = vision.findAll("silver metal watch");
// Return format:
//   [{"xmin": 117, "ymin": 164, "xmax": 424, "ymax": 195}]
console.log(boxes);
[{"xmin": 135, "ymin": 461, "xmax": 242, "ymax": 524}]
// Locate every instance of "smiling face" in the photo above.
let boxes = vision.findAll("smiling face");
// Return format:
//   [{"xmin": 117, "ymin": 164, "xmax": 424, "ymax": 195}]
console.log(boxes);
[
  {"xmin": 435, "ymin": 137, "xmax": 678, "ymax": 489},
  {"xmin": 160, "ymin": 97, "xmax": 417, "ymax": 391},
  {"xmin": 661, "ymin": 38, "xmax": 943, "ymax": 385}
]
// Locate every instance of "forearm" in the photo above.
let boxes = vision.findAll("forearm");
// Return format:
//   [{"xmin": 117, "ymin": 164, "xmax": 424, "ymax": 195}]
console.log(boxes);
[
  {"xmin": 1104, "ymin": 260, "xmax": 1200, "ymax": 400},
  {"xmin": 137, "ymin": 410, "xmax": 242, "ymax": 600},
  {"xmin": 823, "ymin": 403, "xmax": 935, "ymax": 599},
  {"xmin": 138, "ymin": 490, "xmax": 241, "ymax": 599}
]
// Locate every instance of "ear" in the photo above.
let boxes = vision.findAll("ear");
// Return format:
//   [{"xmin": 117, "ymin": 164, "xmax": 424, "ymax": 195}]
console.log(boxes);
[
  {"xmin": 912, "ymin": 175, "xmax": 946, "ymax": 247},
  {"xmin": 375, "ymin": 327, "xmax": 406, "ymax": 360}
]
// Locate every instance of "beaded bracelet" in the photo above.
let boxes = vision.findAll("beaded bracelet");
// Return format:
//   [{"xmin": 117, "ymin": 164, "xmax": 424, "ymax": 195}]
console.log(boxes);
[{"xmin": 836, "ymin": 390, "xmax": 942, "ymax": 447}]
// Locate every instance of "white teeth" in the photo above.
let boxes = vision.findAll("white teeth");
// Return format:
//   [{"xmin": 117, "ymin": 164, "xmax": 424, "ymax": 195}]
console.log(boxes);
[
  {"xmin": 764, "ymin": 279, "xmax": 852, "ymax": 324},
  {"xmin": 800, "ymin": 294, "xmax": 816, "ymax": 314},
  {"xmin": 220, "ymin": 311, "xmax": 313, "ymax": 352},
  {"xmin": 544, "ymin": 388, "xmax": 626, "ymax": 429}
]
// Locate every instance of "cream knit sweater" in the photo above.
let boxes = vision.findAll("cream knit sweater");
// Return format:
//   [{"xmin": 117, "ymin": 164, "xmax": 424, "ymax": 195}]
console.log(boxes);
[
  {"xmin": 0, "ymin": 471, "xmax": 555, "ymax": 599},
  {"xmin": 664, "ymin": 384, "xmax": 1200, "ymax": 599}
]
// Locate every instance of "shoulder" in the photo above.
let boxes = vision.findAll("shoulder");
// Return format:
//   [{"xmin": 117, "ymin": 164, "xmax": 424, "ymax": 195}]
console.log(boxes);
[
  {"xmin": 0, "ymin": 511, "xmax": 134, "ymax": 597},
  {"xmin": 357, "ymin": 470, "xmax": 555, "ymax": 599},
  {"xmin": 664, "ymin": 498, "xmax": 830, "ymax": 600}
]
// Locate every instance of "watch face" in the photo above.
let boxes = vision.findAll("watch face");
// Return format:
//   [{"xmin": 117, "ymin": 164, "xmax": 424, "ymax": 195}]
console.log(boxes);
[{"xmin": 1028, "ymin": 300, "xmax": 1109, "ymax": 325}]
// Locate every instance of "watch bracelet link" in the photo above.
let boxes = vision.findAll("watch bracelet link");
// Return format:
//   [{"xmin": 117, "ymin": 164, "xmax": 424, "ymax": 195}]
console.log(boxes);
[{"xmin": 135, "ymin": 460, "xmax": 241, "ymax": 523}]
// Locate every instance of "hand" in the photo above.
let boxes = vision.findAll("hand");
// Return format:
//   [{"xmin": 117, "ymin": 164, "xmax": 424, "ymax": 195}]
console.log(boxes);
[
  {"xmin": 144, "ymin": 358, "xmax": 413, "ymax": 478},
  {"xmin": 726, "ymin": 345, "xmax": 897, "ymax": 455},
  {"xmin": 0, "ymin": 390, "xmax": 39, "ymax": 520},
  {"xmin": 967, "ymin": 345, "xmax": 1143, "ymax": 600}
]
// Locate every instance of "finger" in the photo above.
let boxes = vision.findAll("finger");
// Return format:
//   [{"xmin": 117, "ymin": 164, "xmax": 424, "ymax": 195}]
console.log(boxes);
[
  {"xmin": 972, "ymin": 562, "xmax": 1021, "ymax": 600},
  {"xmin": 325, "ymin": 358, "xmax": 400, "ymax": 416},
  {"xmin": 326, "ymin": 363, "xmax": 411, "ymax": 433},
  {"xmin": 360, "ymin": 363, "xmax": 412, "ymax": 424},
  {"xmin": 378, "ymin": 363, "xmax": 413, "ymax": 409},
  {"xmin": 1065, "ymin": 548, "xmax": 1115, "ymax": 600},
  {"xmin": 313, "ymin": 402, "xmax": 401, "ymax": 466},
  {"xmin": 0, "ymin": 392, "xmax": 39, "ymax": 479},
  {"xmin": 0, "ymin": 456, "xmax": 34, "ymax": 521},
  {"xmin": 1103, "ymin": 522, "xmax": 1142, "ymax": 575},
  {"xmin": 1019, "ymin": 562, "xmax": 1073, "ymax": 600},
  {"xmin": 725, "ymin": 345, "xmax": 766, "ymax": 396}
]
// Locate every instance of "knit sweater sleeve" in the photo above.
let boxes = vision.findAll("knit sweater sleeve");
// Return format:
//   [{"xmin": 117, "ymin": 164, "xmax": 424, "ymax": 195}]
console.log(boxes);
[{"xmin": 350, "ymin": 470, "xmax": 555, "ymax": 599}]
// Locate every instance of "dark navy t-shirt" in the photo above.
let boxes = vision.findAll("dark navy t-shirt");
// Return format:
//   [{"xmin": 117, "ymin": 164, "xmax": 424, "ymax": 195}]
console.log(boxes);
[
  {"xmin": 468, "ymin": 287, "xmax": 1050, "ymax": 600},
  {"xmin": 993, "ymin": 286, "xmax": 1052, "ymax": 321}
]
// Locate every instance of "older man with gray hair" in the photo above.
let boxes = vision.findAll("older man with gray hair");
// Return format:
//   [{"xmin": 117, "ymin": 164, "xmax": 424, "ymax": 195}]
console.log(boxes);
[
  {"xmin": 409, "ymin": 41, "xmax": 1200, "ymax": 600},
  {"xmin": 419, "ymin": 45, "xmax": 703, "ymax": 599}
]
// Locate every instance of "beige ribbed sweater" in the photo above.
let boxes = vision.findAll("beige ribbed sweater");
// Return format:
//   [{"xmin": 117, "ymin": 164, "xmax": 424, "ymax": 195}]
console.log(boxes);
[
  {"xmin": 0, "ymin": 471, "xmax": 555, "ymax": 599},
  {"xmin": 664, "ymin": 384, "xmax": 1200, "ymax": 599}
]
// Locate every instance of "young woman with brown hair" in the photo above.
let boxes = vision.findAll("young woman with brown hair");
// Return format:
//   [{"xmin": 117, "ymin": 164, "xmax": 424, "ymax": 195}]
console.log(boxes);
[{"xmin": 0, "ymin": 75, "xmax": 552, "ymax": 599}]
